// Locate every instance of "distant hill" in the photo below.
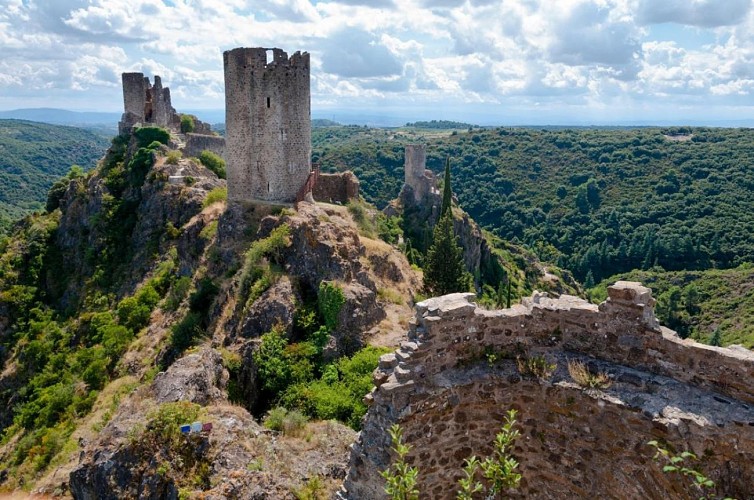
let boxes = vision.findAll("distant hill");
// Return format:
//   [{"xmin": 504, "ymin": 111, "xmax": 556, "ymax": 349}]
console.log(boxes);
[
  {"xmin": 313, "ymin": 125, "xmax": 754, "ymax": 283},
  {"xmin": 0, "ymin": 108, "xmax": 121, "ymax": 128},
  {"xmin": 0, "ymin": 119, "xmax": 110, "ymax": 234},
  {"xmin": 404, "ymin": 119, "xmax": 477, "ymax": 129}
]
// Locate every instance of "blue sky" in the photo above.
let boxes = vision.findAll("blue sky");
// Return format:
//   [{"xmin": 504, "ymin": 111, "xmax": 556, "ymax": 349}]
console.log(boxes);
[{"xmin": 1, "ymin": 0, "xmax": 753, "ymax": 125}]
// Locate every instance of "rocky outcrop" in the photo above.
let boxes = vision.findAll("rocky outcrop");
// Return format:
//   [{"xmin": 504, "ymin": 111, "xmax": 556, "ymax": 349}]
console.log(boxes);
[
  {"xmin": 342, "ymin": 282, "xmax": 754, "ymax": 499},
  {"xmin": 152, "ymin": 348, "xmax": 228, "ymax": 405},
  {"xmin": 240, "ymin": 276, "xmax": 299, "ymax": 338}
]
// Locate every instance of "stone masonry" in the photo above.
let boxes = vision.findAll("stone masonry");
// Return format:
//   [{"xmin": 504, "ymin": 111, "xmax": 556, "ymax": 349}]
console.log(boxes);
[
  {"xmin": 342, "ymin": 282, "xmax": 754, "ymax": 499},
  {"xmin": 119, "ymin": 73, "xmax": 179, "ymax": 134},
  {"xmin": 313, "ymin": 171, "xmax": 360, "ymax": 204},
  {"xmin": 224, "ymin": 47, "xmax": 311, "ymax": 204},
  {"xmin": 402, "ymin": 144, "xmax": 438, "ymax": 203},
  {"xmin": 184, "ymin": 133, "xmax": 226, "ymax": 160}
]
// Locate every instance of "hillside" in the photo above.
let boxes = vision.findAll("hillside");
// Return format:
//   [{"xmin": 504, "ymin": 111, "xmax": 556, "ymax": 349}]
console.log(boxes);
[
  {"xmin": 0, "ymin": 119, "xmax": 110, "ymax": 234},
  {"xmin": 590, "ymin": 264, "xmax": 754, "ymax": 348},
  {"xmin": 0, "ymin": 122, "xmax": 569, "ymax": 497},
  {"xmin": 314, "ymin": 126, "xmax": 754, "ymax": 283}
]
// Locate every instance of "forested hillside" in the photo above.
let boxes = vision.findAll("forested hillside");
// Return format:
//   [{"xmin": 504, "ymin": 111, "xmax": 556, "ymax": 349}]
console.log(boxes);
[
  {"xmin": 314, "ymin": 126, "xmax": 754, "ymax": 284},
  {"xmin": 0, "ymin": 119, "xmax": 109, "ymax": 234}
]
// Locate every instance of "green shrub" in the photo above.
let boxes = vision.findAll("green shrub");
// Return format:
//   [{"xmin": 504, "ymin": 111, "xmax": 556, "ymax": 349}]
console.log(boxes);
[
  {"xmin": 166, "ymin": 150, "xmax": 182, "ymax": 165},
  {"xmin": 318, "ymin": 282, "xmax": 345, "ymax": 332},
  {"xmin": 199, "ymin": 150, "xmax": 226, "ymax": 179},
  {"xmin": 145, "ymin": 401, "xmax": 200, "ymax": 450},
  {"xmin": 202, "ymin": 187, "xmax": 227, "ymax": 208},
  {"xmin": 134, "ymin": 127, "xmax": 170, "ymax": 148},
  {"xmin": 180, "ymin": 115, "xmax": 195, "ymax": 134},
  {"xmin": 170, "ymin": 311, "xmax": 203, "ymax": 351},
  {"xmin": 165, "ymin": 276, "xmax": 192, "ymax": 311},
  {"xmin": 262, "ymin": 407, "xmax": 309, "ymax": 436},
  {"xmin": 254, "ymin": 326, "xmax": 291, "ymax": 394}
]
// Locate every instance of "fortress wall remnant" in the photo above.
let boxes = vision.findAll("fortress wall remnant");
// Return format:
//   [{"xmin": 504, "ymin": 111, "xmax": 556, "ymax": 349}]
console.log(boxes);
[
  {"xmin": 312, "ymin": 171, "xmax": 359, "ymax": 204},
  {"xmin": 342, "ymin": 282, "xmax": 754, "ymax": 499},
  {"xmin": 119, "ymin": 73, "xmax": 181, "ymax": 134},
  {"xmin": 184, "ymin": 133, "xmax": 226, "ymax": 160},
  {"xmin": 223, "ymin": 47, "xmax": 311, "ymax": 204}
]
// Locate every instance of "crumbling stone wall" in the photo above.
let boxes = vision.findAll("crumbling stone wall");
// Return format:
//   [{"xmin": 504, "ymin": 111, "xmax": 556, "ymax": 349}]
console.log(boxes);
[
  {"xmin": 402, "ymin": 144, "xmax": 437, "ymax": 203},
  {"xmin": 342, "ymin": 282, "xmax": 754, "ymax": 499},
  {"xmin": 313, "ymin": 171, "xmax": 359, "ymax": 204},
  {"xmin": 119, "ymin": 73, "xmax": 179, "ymax": 134},
  {"xmin": 184, "ymin": 133, "xmax": 226, "ymax": 160},
  {"xmin": 223, "ymin": 47, "xmax": 311, "ymax": 204},
  {"xmin": 119, "ymin": 73, "xmax": 213, "ymax": 136}
]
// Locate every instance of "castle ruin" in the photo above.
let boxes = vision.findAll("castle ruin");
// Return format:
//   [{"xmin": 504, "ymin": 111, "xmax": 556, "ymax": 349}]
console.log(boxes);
[
  {"xmin": 402, "ymin": 144, "xmax": 438, "ymax": 204},
  {"xmin": 342, "ymin": 282, "xmax": 754, "ymax": 499},
  {"xmin": 119, "ymin": 73, "xmax": 180, "ymax": 135},
  {"xmin": 223, "ymin": 47, "xmax": 312, "ymax": 204}
]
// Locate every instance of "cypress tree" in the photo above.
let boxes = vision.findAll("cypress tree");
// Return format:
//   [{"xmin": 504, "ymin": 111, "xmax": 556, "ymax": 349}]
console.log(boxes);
[
  {"xmin": 710, "ymin": 327, "xmax": 722, "ymax": 347},
  {"xmin": 441, "ymin": 156, "xmax": 452, "ymax": 217},
  {"xmin": 423, "ymin": 213, "xmax": 470, "ymax": 296}
]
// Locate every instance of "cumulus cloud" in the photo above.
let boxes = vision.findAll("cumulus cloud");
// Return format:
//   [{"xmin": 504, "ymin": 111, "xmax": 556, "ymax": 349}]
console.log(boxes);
[
  {"xmin": 319, "ymin": 28, "xmax": 403, "ymax": 77},
  {"xmin": 0, "ymin": 0, "xmax": 751, "ymax": 120}
]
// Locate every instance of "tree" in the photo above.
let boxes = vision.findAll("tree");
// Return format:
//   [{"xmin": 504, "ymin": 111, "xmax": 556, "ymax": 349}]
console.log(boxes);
[
  {"xmin": 441, "ymin": 156, "xmax": 452, "ymax": 217},
  {"xmin": 423, "ymin": 213, "xmax": 471, "ymax": 296},
  {"xmin": 709, "ymin": 327, "xmax": 722, "ymax": 347}
]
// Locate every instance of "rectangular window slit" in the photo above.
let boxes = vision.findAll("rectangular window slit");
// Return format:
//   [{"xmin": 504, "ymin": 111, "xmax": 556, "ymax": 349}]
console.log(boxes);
[{"xmin": 266, "ymin": 97, "xmax": 270, "ymax": 108}]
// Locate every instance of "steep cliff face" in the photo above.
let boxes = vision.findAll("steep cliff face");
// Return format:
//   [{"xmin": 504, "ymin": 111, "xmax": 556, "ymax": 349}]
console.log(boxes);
[
  {"xmin": 392, "ymin": 186, "xmax": 578, "ymax": 299},
  {"xmin": 343, "ymin": 283, "xmax": 754, "ymax": 499}
]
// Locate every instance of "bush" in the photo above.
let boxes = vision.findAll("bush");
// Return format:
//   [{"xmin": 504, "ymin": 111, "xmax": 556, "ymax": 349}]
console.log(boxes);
[
  {"xmin": 262, "ymin": 407, "xmax": 308, "ymax": 437},
  {"xmin": 318, "ymin": 282, "xmax": 345, "ymax": 332},
  {"xmin": 166, "ymin": 150, "xmax": 182, "ymax": 165},
  {"xmin": 199, "ymin": 150, "xmax": 226, "ymax": 179},
  {"xmin": 202, "ymin": 187, "xmax": 227, "ymax": 208},
  {"xmin": 180, "ymin": 115, "xmax": 195, "ymax": 134},
  {"xmin": 134, "ymin": 127, "xmax": 170, "ymax": 148},
  {"xmin": 170, "ymin": 311, "xmax": 203, "ymax": 351},
  {"xmin": 145, "ymin": 401, "xmax": 200, "ymax": 450}
]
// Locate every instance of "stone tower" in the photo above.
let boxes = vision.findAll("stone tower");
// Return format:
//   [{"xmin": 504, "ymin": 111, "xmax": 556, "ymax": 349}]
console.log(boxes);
[
  {"xmin": 403, "ymin": 144, "xmax": 436, "ymax": 203},
  {"xmin": 223, "ymin": 47, "xmax": 311, "ymax": 204},
  {"xmin": 119, "ymin": 73, "xmax": 178, "ymax": 134}
]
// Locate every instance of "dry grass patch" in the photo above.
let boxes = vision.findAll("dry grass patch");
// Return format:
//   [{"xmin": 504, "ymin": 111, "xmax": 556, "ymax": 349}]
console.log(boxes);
[
  {"xmin": 567, "ymin": 359, "xmax": 612, "ymax": 389},
  {"xmin": 516, "ymin": 355, "xmax": 556, "ymax": 381}
]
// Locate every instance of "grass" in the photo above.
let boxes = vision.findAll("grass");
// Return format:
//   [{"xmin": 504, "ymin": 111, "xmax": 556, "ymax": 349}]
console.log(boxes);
[
  {"xmin": 516, "ymin": 355, "xmax": 556, "ymax": 381},
  {"xmin": 202, "ymin": 186, "xmax": 227, "ymax": 208},
  {"xmin": 378, "ymin": 287, "xmax": 404, "ymax": 305},
  {"xmin": 567, "ymin": 359, "xmax": 612, "ymax": 389}
]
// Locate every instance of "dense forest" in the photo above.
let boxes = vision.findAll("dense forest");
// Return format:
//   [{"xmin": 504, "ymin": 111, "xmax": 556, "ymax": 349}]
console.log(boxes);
[
  {"xmin": 313, "ymin": 126, "xmax": 754, "ymax": 285},
  {"xmin": 0, "ymin": 120, "xmax": 109, "ymax": 235}
]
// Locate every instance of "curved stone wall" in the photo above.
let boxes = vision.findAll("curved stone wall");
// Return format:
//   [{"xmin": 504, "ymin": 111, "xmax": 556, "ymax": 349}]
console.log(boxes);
[{"xmin": 342, "ymin": 282, "xmax": 754, "ymax": 499}]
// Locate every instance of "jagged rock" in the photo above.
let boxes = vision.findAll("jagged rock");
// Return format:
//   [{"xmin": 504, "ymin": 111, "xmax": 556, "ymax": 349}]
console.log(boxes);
[
  {"xmin": 70, "ymin": 445, "xmax": 181, "ymax": 500},
  {"xmin": 152, "ymin": 348, "xmax": 227, "ymax": 405},
  {"xmin": 282, "ymin": 204, "xmax": 364, "ymax": 291},
  {"xmin": 240, "ymin": 276, "xmax": 299, "ymax": 338},
  {"xmin": 333, "ymin": 281, "xmax": 385, "ymax": 355}
]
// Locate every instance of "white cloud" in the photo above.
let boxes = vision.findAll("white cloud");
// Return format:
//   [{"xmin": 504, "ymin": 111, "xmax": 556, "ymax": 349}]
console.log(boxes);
[{"xmin": 0, "ymin": 0, "xmax": 750, "ymax": 121}]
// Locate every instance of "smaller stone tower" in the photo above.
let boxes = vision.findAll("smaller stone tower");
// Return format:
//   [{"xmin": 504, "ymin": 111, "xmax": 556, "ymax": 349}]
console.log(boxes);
[
  {"xmin": 118, "ymin": 73, "xmax": 179, "ymax": 134},
  {"xmin": 403, "ymin": 144, "xmax": 437, "ymax": 203},
  {"xmin": 223, "ymin": 47, "xmax": 311, "ymax": 204}
]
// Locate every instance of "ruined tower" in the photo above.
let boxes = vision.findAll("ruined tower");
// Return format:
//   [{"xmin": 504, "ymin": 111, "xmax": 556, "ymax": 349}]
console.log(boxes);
[
  {"xmin": 403, "ymin": 144, "xmax": 437, "ymax": 203},
  {"xmin": 119, "ymin": 73, "xmax": 179, "ymax": 134},
  {"xmin": 223, "ymin": 47, "xmax": 311, "ymax": 204}
]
